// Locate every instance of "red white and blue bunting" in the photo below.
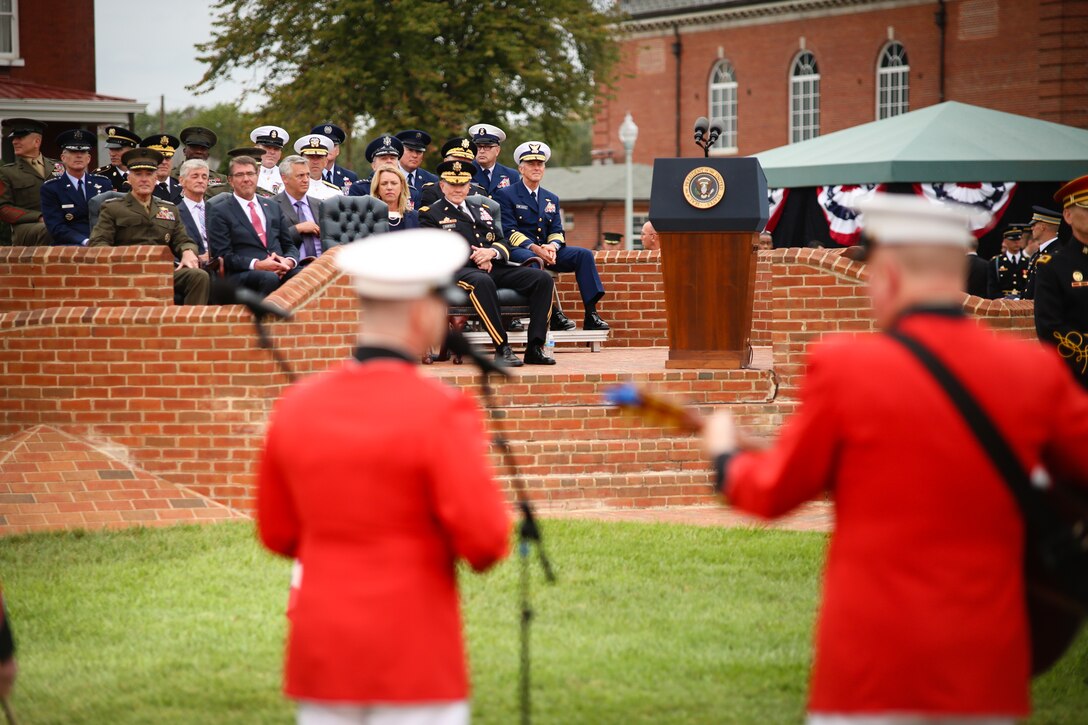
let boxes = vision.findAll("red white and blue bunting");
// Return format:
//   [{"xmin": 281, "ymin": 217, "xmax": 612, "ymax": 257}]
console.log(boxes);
[
  {"xmin": 816, "ymin": 184, "xmax": 887, "ymax": 246},
  {"xmin": 912, "ymin": 182, "xmax": 1017, "ymax": 238},
  {"xmin": 766, "ymin": 187, "xmax": 789, "ymax": 233}
]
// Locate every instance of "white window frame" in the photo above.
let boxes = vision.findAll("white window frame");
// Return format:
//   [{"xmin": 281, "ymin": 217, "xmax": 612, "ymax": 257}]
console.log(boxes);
[
  {"xmin": 0, "ymin": 0, "xmax": 21, "ymax": 66},
  {"xmin": 789, "ymin": 51, "xmax": 820, "ymax": 144},
  {"xmin": 708, "ymin": 59, "xmax": 738, "ymax": 155},
  {"xmin": 632, "ymin": 213, "xmax": 649, "ymax": 249},
  {"xmin": 876, "ymin": 42, "xmax": 909, "ymax": 120}
]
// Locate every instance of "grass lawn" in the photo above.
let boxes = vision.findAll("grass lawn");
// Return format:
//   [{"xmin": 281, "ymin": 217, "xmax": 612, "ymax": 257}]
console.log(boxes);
[{"xmin": 0, "ymin": 520, "xmax": 1085, "ymax": 723}]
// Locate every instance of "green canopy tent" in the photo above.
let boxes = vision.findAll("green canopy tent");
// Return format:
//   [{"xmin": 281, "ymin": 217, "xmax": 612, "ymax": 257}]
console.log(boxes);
[
  {"xmin": 753, "ymin": 102, "xmax": 1084, "ymax": 253},
  {"xmin": 755, "ymin": 101, "xmax": 1088, "ymax": 187}
]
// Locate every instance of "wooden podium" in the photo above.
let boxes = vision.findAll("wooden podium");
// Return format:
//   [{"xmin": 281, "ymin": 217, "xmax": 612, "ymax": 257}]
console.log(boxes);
[{"xmin": 649, "ymin": 158, "xmax": 769, "ymax": 369}]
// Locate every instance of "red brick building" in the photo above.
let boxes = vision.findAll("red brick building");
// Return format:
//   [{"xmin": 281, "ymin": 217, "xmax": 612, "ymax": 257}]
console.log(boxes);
[
  {"xmin": 593, "ymin": 0, "xmax": 1087, "ymax": 163},
  {"xmin": 0, "ymin": 0, "xmax": 142, "ymax": 161}
]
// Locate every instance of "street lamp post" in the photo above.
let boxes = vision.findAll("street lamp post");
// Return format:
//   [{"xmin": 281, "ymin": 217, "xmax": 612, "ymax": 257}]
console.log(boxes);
[{"xmin": 618, "ymin": 112, "xmax": 639, "ymax": 250}]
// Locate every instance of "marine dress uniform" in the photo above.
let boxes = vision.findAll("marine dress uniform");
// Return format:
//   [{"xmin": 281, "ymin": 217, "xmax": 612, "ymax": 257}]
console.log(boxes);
[
  {"xmin": 714, "ymin": 194, "xmax": 1088, "ymax": 721},
  {"xmin": 39, "ymin": 129, "xmax": 112, "ymax": 246},
  {"xmin": 89, "ymin": 148, "xmax": 209, "ymax": 305},
  {"xmin": 497, "ymin": 141, "xmax": 608, "ymax": 331},
  {"xmin": 419, "ymin": 160, "xmax": 556, "ymax": 366},
  {"xmin": 0, "ymin": 117, "xmax": 59, "ymax": 246},
  {"xmin": 1034, "ymin": 176, "xmax": 1088, "ymax": 391},
  {"xmin": 258, "ymin": 231, "xmax": 510, "ymax": 725}
]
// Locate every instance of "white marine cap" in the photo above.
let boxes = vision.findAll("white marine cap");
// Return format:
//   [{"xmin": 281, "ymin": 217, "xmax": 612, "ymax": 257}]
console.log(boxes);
[
  {"xmin": 336, "ymin": 231, "xmax": 469, "ymax": 300},
  {"xmin": 514, "ymin": 141, "xmax": 551, "ymax": 164},
  {"xmin": 293, "ymin": 133, "xmax": 334, "ymax": 156},
  {"xmin": 853, "ymin": 193, "xmax": 975, "ymax": 248},
  {"xmin": 250, "ymin": 125, "xmax": 289, "ymax": 147},
  {"xmin": 468, "ymin": 123, "xmax": 506, "ymax": 144}
]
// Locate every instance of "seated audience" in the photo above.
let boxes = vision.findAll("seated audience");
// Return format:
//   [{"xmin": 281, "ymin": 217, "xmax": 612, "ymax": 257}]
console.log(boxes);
[
  {"xmin": 274, "ymin": 154, "xmax": 328, "ymax": 261},
  {"xmin": 89, "ymin": 148, "xmax": 209, "ymax": 305},
  {"xmin": 371, "ymin": 166, "xmax": 419, "ymax": 232},
  {"xmin": 40, "ymin": 128, "xmax": 111, "ymax": 247}
]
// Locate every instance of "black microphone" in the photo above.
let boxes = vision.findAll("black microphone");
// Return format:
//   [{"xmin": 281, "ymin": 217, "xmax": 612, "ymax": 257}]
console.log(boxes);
[
  {"xmin": 212, "ymin": 278, "xmax": 292, "ymax": 320},
  {"xmin": 445, "ymin": 329, "xmax": 511, "ymax": 377},
  {"xmin": 708, "ymin": 118, "xmax": 724, "ymax": 144},
  {"xmin": 693, "ymin": 116, "xmax": 708, "ymax": 143}
]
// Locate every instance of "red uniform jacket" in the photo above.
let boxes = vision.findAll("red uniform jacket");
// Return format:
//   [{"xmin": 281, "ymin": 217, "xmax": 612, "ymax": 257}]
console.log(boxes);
[
  {"xmin": 726, "ymin": 310, "xmax": 1088, "ymax": 716},
  {"xmin": 258, "ymin": 356, "xmax": 511, "ymax": 703}
]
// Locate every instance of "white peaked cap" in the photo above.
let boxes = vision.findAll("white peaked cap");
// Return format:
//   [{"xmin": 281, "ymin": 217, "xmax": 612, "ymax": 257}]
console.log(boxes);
[
  {"xmin": 336, "ymin": 231, "xmax": 469, "ymax": 300},
  {"xmin": 852, "ymin": 193, "xmax": 975, "ymax": 248}
]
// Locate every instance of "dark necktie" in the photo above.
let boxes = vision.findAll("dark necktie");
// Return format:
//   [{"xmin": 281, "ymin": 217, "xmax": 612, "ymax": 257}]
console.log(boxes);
[
  {"xmin": 296, "ymin": 200, "xmax": 321, "ymax": 258},
  {"xmin": 485, "ymin": 168, "xmax": 492, "ymax": 186},
  {"xmin": 408, "ymin": 171, "xmax": 416, "ymax": 189},
  {"xmin": 78, "ymin": 178, "xmax": 86, "ymax": 201},
  {"xmin": 531, "ymin": 189, "xmax": 537, "ymax": 205}
]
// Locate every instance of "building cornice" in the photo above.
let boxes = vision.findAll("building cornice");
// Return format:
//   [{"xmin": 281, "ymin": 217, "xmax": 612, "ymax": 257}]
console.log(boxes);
[{"xmin": 619, "ymin": 0, "xmax": 933, "ymax": 37}]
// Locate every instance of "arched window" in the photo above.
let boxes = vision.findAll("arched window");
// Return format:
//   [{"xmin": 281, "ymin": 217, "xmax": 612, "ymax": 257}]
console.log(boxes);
[
  {"xmin": 789, "ymin": 51, "xmax": 820, "ymax": 143},
  {"xmin": 708, "ymin": 59, "xmax": 738, "ymax": 152},
  {"xmin": 877, "ymin": 42, "xmax": 910, "ymax": 119}
]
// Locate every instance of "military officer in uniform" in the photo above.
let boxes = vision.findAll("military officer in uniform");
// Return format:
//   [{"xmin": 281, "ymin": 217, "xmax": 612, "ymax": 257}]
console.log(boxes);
[
  {"xmin": 986, "ymin": 225, "xmax": 1028, "ymax": 299},
  {"xmin": 93, "ymin": 125, "xmax": 141, "ymax": 191},
  {"xmin": 469, "ymin": 123, "xmax": 519, "ymax": 198},
  {"xmin": 89, "ymin": 148, "xmax": 209, "ymax": 305},
  {"xmin": 419, "ymin": 160, "xmax": 556, "ymax": 366},
  {"xmin": 1034, "ymin": 175, "xmax": 1088, "ymax": 391},
  {"xmin": 418, "ymin": 137, "xmax": 487, "ymax": 207},
  {"xmin": 396, "ymin": 129, "xmax": 438, "ymax": 194},
  {"xmin": 40, "ymin": 129, "xmax": 111, "ymax": 246},
  {"xmin": 139, "ymin": 134, "xmax": 183, "ymax": 202},
  {"xmin": 292, "ymin": 134, "xmax": 343, "ymax": 202},
  {"xmin": 251, "ymin": 125, "xmax": 289, "ymax": 195},
  {"xmin": 311, "ymin": 122, "xmax": 359, "ymax": 191},
  {"xmin": 1022, "ymin": 206, "xmax": 1062, "ymax": 300},
  {"xmin": 0, "ymin": 117, "xmax": 58, "ymax": 245},
  {"xmin": 177, "ymin": 127, "xmax": 226, "ymax": 185},
  {"xmin": 497, "ymin": 141, "xmax": 609, "ymax": 332},
  {"xmin": 348, "ymin": 135, "xmax": 415, "ymax": 206}
]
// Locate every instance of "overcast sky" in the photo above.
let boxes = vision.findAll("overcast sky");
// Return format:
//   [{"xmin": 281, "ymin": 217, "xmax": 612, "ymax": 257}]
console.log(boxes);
[{"xmin": 94, "ymin": 0, "xmax": 267, "ymax": 112}]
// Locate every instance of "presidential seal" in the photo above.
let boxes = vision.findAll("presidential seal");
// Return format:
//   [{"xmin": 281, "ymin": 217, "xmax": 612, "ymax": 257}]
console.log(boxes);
[{"xmin": 682, "ymin": 167, "xmax": 726, "ymax": 209}]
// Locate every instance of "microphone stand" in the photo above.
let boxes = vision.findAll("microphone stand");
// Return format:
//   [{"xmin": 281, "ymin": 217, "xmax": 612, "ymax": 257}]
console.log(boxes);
[{"xmin": 474, "ymin": 369, "xmax": 555, "ymax": 725}]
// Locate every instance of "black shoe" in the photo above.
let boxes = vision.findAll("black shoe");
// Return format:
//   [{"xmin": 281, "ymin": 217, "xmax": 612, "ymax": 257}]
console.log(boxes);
[
  {"xmin": 495, "ymin": 344, "xmax": 524, "ymax": 367},
  {"xmin": 550, "ymin": 310, "xmax": 576, "ymax": 331},
  {"xmin": 583, "ymin": 312, "xmax": 610, "ymax": 331},
  {"xmin": 507, "ymin": 317, "xmax": 526, "ymax": 332},
  {"xmin": 524, "ymin": 343, "xmax": 557, "ymax": 365}
]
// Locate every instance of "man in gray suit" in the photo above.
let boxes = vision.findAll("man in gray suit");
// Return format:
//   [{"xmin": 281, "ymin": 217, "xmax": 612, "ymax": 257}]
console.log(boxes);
[{"xmin": 275, "ymin": 154, "xmax": 329, "ymax": 262}]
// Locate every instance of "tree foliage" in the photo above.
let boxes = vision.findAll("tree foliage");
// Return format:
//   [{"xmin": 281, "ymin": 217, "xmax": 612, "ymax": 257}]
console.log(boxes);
[{"xmin": 192, "ymin": 0, "xmax": 619, "ymax": 169}]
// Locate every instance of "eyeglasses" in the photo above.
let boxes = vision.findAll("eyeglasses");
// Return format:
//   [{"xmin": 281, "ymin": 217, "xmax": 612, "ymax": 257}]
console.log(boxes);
[{"xmin": 231, "ymin": 171, "xmax": 258, "ymax": 178}]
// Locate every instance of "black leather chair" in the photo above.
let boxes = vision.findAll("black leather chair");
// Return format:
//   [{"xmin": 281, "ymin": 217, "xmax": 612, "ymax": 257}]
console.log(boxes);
[
  {"xmin": 318, "ymin": 195, "xmax": 389, "ymax": 248},
  {"xmin": 88, "ymin": 190, "xmax": 126, "ymax": 233}
]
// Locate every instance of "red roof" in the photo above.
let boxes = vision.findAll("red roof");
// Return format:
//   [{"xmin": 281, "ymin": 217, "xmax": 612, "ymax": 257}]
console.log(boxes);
[{"xmin": 0, "ymin": 76, "xmax": 136, "ymax": 102}]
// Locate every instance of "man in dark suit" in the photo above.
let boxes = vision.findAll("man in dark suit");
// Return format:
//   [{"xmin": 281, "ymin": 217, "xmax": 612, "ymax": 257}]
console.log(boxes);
[
  {"xmin": 469, "ymin": 123, "xmax": 519, "ymax": 198},
  {"xmin": 965, "ymin": 238, "xmax": 989, "ymax": 298},
  {"xmin": 312, "ymin": 122, "xmax": 359, "ymax": 192},
  {"xmin": 274, "ymin": 154, "xmax": 329, "ymax": 261},
  {"xmin": 419, "ymin": 160, "xmax": 556, "ymax": 366},
  {"xmin": 93, "ymin": 126, "xmax": 141, "ymax": 191},
  {"xmin": 40, "ymin": 129, "xmax": 112, "ymax": 246},
  {"xmin": 207, "ymin": 155, "xmax": 301, "ymax": 297}
]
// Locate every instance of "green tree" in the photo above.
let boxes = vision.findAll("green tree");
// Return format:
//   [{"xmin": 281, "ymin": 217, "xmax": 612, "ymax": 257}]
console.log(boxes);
[
  {"xmin": 192, "ymin": 0, "xmax": 619, "ymax": 171},
  {"xmin": 135, "ymin": 103, "xmax": 276, "ymax": 174}
]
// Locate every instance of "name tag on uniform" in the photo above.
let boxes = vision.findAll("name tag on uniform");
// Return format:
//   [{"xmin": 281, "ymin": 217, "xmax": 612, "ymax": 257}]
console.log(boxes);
[
  {"xmin": 515, "ymin": 204, "xmax": 529, "ymax": 210},
  {"xmin": 61, "ymin": 203, "xmax": 75, "ymax": 209},
  {"xmin": 155, "ymin": 208, "xmax": 176, "ymax": 221}
]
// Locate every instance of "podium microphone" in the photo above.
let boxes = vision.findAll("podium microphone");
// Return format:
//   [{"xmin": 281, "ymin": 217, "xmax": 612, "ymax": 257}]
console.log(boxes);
[
  {"xmin": 693, "ymin": 116, "xmax": 708, "ymax": 144},
  {"xmin": 445, "ymin": 329, "xmax": 511, "ymax": 378},
  {"xmin": 707, "ymin": 118, "xmax": 724, "ymax": 146}
]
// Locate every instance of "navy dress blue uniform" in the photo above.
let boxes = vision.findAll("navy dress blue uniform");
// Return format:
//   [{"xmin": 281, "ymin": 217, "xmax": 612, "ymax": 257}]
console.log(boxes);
[
  {"xmin": 41, "ymin": 172, "xmax": 112, "ymax": 246},
  {"xmin": 206, "ymin": 191, "xmax": 301, "ymax": 296}
]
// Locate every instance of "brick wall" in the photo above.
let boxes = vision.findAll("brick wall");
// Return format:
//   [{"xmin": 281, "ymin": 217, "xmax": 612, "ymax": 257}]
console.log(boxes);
[
  {"xmin": 563, "ymin": 201, "xmax": 651, "ymax": 250},
  {"xmin": 0, "ymin": 245, "xmax": 1040, "ymax": 532},
  {"xmin": 595, "ymin": 0, "xmax": 1078, "ymax": 162},
  {"xmin": 7, "ymin": 0, "xmax": 96, "ymax": 93},
  {"xmin": 0, "ymin": 246, "xmax": 176, "ymax": 313}
]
